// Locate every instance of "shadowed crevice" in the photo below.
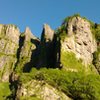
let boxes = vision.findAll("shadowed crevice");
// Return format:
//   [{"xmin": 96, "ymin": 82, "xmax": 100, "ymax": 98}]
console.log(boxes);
[
  {"xmin": 23, "ymin": 39, "xmax": 40, "ymax": 72},
  {"xmin": 14, "ymin": 35, "xmax": 25, "ymax": 70},
  {"xmin": 53, "ymin": 34, "xmax": 62, "ymax": 69}
]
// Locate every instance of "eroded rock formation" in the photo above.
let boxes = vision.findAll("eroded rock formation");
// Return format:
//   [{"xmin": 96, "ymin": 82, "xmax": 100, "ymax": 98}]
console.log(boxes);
[
  {"xmin": 0, "ymin": 24, "xmax": 20, "ymax": 81},
  {"xmin": 16, "ymin": 80, "xmax": 71, "ymax": 100},
  {"xmin": 0, "ymin": 15, "xmax": 100, "ymax": 100},
  {"xmin": 61, "ymin": 16, "xmax": 97, "ymax": 66}
]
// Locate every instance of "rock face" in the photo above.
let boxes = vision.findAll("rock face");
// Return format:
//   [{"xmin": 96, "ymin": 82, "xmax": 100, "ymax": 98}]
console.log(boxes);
[
  {"xmin": 39, "ymin": 24, "xmax": 56, "ymax": 67},
  {"xmin": 0, "ymin": 17, "xmax": 97, "ymax": 81},
  {"xmin": 0, "ymin": 24, "xmax": 20, "ymax": 82},
  {"xmin": 15, "ymin": 27, "xmax": 40, "ymax": 72},
  {"xmin": 0, "ymin": 25, "xmax": 40, "ymax": 81},
  {"xmin": 61, "ymin": 17, "xmax": 97, "ymax": 67},
  {"xmin": 16, "ymin": 80, "xmax": 71, "ymax": 100},
  {"xmin": 0, "ymin": 15, "xmax": 99, "ymax": 100},
  {"xmin": 42, "ymin": 24, "xmax": 54, "ymax": 42}
]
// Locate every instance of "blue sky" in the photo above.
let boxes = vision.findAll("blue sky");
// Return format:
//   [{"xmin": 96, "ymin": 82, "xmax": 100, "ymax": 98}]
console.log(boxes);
[{"xmin": 0, "ymin": 0, "xmax": 100, "ymax": 37}]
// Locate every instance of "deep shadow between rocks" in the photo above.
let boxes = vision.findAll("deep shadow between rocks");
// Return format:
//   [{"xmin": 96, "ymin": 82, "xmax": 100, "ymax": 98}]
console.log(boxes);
[
  {"xmin": 23, "ymin": 39, "xmax": 40, "ymax": 72},
  {"xmin": 23, "ymin": 34, "xmax": 62, "ymax": 72}
]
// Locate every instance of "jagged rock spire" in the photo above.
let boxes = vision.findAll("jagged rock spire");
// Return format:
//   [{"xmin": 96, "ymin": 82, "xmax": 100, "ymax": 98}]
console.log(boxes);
[
  {"xmin": 24, "ymin": 27, "xmax": 38, "ymax": 41},
  {"xmin": 41, "ymin": 24, "xmax": 54, "ymax": 42}
]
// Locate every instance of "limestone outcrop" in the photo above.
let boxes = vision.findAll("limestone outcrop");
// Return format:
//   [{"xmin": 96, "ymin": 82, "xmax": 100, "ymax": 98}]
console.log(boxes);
[
  {"xmin": 60, "ymin": 16, "xmax": 97, "ymax": 70},
  {"xmin": 0, "ymin": 15, "xmax": 99, "ymax": 100},
  {"xmin": 16, "ymin": 80, "xmax": 71, "ymax": 100},
  {"xmin": 0, "ymin": 24, "xmax": 20, "ymax": 81},
  {"xmin": 41, "ymin": 24, "xmax": 54, "ymax": 42},
  {"xmin": 0, "ymin": 16, "xmax": 98, "ymax": 81},
  {"xmin": 39, "ymin": 24, "xmax": 55, "ymax": 67},
  {"xmin": 15, "ymin": 27, "xmax": 40, "ymax": 72},
  {"xmin": 62, "ymin": 17, "xmax": 97, "ymax": 65}
]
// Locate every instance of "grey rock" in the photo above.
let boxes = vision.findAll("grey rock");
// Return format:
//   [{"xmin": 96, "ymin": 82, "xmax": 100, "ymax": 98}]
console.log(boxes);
[
  {"xmin": 42, "ymin": 24, "xmax": 54, "ymax": 42},
  {"xmin": 61, "ymin": 16, "xmax": 97, "ymax": 65},
  {"xmin": 16, "ymin": 80, "xmax": 72, "ymax": 100},
  {"xmin": 16, "ymin": 27, "xmax": 40, "ymax": 71},
  {"xmin": 0, "ymin": 24, "xmax": 20, "ymax": 81}
]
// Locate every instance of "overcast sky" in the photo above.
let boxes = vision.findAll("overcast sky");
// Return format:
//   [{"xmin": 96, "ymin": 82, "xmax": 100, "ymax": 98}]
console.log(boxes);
[{"xmin": 0, "ymin": 0, "xmax": 100, "ymax": 37}]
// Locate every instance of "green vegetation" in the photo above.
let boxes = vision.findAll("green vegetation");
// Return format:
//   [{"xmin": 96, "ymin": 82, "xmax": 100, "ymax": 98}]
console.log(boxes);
[
  {"xmin": 19, "ymin": 68, "xmax": 100, "ymax": 100},
  {"xmin": 61, "ymin": 51, "xmax": 84, "ymax": 72},
  {"xmin": 20, "ymin": 96, "xmax": 41, "ymax": 100},
  {"xmin": 93, "ymin": 24, "xmax": 100, "ymax": 42},
  {"xmin": 56, "ymin": 13, "xmax": 100, "ymax": 43},
  {"xmin": 15, "ymin": 57, "xmax": 30, "ymax": 73},
  {"xmin": 93, "ymin": 47, "xmax": 100, "ymax": 73},
  {"xmin": 0, "ymin": 14, "xmax": 100, "ymax": 100},
  {"xmin": 56, "ymin": 14, "xmax": 86, "ymax": 41},
  {"xmin": 0, "ymin": 82, "xmax": 11, "ymax": 100},
  {"xmin": 88, "ymin": 20, "xmax": 100, "ymax": 42},
  {"xmin": 55, "ymin": 23, "xmax": 68, "ymax": 41},
  {"xmin": 20, "ymin": 32, "xmax": 25, "ymax": 37},
  {"xmin": 63, "ymin": 13, "xmax": 81, "ymax": 24},
  {"xmin": 9, "ymin": 24, "xmax": 18, "ymax": 29},
  {"xmin": 91, "ymin": 23, "xmax": 100, "ymax": 74}
]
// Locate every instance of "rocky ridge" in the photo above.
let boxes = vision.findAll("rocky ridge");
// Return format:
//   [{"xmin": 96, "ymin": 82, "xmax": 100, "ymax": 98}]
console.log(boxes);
[{"xmin": 0, "ymin": 15, "xmax": 100, "ymax": 100}]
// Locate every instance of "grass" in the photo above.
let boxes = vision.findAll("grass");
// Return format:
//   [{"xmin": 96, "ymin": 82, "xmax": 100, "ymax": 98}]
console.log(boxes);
[
  {"xmin": 0, "ymin": 82, "xmax": 11, "ymax": 99},
  {"xmin": 61, "ymin": 51, "xmax": 84, "ymax": 72}
]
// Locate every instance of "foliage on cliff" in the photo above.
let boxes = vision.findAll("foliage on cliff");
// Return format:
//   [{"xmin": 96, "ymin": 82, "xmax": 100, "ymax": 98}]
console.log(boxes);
[{"xmin": 19, "ymin": 68, "xmax": 100, "ymax": 100}]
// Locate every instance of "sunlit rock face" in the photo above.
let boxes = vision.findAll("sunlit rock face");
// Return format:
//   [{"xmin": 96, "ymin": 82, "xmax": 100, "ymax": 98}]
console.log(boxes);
[
  {"xmin": 61, "ymin": 16, "xmax": 97, "ymax": 66},
  {"xmin": 0, "ymin": 14, "xmax": 100, "ymax": 100},
  {"xmin": 42, "ymin": 24, "xmax": 54, "ymax": 42},
  {"xmin": 16, "ymin": 80, "xmax": 72, "ymax": 100},
  {"xmin": 0, "ymin": 24, "xmax": 20, "ymax": 81},
  {"xmin": 0, "ymin": 17, "xmax": 98, "ymax": 82}
]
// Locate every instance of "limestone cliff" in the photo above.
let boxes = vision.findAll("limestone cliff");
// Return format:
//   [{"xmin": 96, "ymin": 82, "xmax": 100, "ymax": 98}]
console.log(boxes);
[
  {"xmin": 0, "ymin": 14, "xmax": 100, "ymax": 100},
  {"xmin": 58, "ymin": 16, "xmax": 97, "ymax": 72},
  {"xmin": 15, "ymin": 27, "xmax": 40, "ymax": 72},
  {"xmin": 0, "ymin": 24, "xmax": 20, "ymax": 81},
  {"xmin": 16, "ymin": 80, "xmax": 71, "ymax": 100},
  {"xmin": 38, "ymin": 24, "xmax": 56, "ymax": 67}
]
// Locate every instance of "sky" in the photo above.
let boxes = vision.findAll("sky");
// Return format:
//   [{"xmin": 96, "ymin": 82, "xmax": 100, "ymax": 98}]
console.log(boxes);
[{"xmin": 0, "ymin": 0, "xmax": 100, "ymax": 38}]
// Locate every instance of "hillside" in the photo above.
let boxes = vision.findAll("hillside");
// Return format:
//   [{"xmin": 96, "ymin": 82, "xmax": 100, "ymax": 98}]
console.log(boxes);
[{"xmin": 0, "ymin": 14, "xmax": 100, "ymax": 100}]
